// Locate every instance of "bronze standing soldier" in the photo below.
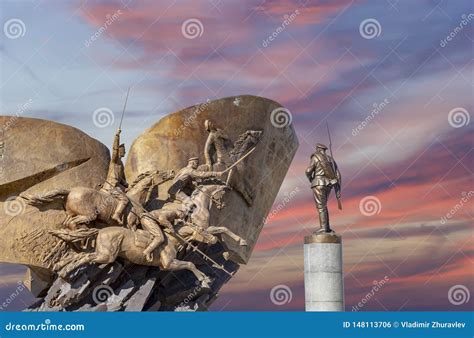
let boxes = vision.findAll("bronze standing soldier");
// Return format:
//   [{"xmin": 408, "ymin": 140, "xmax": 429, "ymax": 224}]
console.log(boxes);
[
  {"xmin": 100, "ymin": 128, "xmax": 129, "ymax": 224},
  {"xmin": 306, "ymin": 143, "xmax": 341, "ymax": 233}
]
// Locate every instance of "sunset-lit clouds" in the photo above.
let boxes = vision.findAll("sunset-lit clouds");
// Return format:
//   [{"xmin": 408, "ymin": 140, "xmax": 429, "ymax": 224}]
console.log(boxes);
[{"xmin": 0, "ymin": 0, "xmax": 472, "ymax": 311}]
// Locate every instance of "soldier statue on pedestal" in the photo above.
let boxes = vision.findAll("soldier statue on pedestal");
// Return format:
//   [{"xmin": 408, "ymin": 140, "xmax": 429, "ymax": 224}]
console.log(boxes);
[
  {"xmin": 305, "ymin": 143, "xmax": 341, "ymax": 233},
  {"xmin": 303, "ymin": 128, "xmax": 344, "ymax": 312}
]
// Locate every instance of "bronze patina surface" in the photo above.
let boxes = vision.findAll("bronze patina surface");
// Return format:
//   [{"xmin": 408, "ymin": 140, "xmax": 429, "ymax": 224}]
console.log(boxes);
[{"xmin": 0, "ymin": 95, "xmax": 298, "ymax": 311}]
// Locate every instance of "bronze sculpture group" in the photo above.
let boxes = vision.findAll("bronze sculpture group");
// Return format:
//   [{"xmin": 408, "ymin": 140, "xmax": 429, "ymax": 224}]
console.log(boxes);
[{"xmin": 22, "ymin": 119, "xmax": 262, "ymax": 288}]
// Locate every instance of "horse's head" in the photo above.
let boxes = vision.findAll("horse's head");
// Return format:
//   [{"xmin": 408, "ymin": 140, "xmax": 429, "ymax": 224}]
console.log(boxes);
[
  {"xmin": 126, "ymin": 170, "xmax": 158, "ymax": 203},
  {"xmin": 127, "ymin": 169, "xmax": 175, "ymax": 200},
  {"xmin": 128, "ymin": 171, "xmax": 154, "ymax": 190},
  {"xmin": 156, "ymin": 169, "xmax": 175, "ymax": 183}
]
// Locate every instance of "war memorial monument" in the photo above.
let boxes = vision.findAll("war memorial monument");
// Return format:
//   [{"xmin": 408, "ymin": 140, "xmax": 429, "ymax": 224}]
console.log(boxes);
[{"xmin": 0, "ymin": 94, "xmax": 345, "ymax": 311}]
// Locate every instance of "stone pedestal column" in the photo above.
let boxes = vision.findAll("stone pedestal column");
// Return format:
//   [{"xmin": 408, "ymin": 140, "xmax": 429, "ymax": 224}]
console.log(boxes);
[{"xmin": 304, "ymin": 233, "xmax": 344, "ymax": 311}]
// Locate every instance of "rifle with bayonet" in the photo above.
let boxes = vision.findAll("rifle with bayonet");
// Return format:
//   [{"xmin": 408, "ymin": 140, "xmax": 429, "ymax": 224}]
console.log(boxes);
[{"xmin": 326, "ymin": 122, "xmax": 342, "ymax": 210}]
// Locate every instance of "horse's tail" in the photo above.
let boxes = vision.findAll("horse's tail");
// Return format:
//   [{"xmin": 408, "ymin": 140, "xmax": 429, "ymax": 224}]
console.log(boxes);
[
  {"xmin": 49, "ymin": 228, "xmax": 99, "ymax": 244},
  {"xmin": 20, "ymin": 189, "xmax": 70, "ymax": 206}
]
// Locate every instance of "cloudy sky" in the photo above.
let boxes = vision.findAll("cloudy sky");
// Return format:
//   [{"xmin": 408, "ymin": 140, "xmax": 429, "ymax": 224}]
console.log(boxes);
[{"xmin": 0, "ymin": 0, "xmax": 472, "ymax": 311}]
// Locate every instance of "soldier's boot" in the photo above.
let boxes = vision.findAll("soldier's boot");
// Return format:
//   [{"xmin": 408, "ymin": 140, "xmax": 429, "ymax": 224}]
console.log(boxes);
[
  {"xmin": 323, "ymin": 211, "xmax": 333, "ymax": 233},
  {"xmin": 112, "ymin": 197, "xmax": 128, "ymax": 225},
  {"xmin": 322, "ymin": 210, "xmax": 333, "ymax": 233},
  {"xmin": 317, "ymin": 208, "xmax": 330, "ymax": 233}
]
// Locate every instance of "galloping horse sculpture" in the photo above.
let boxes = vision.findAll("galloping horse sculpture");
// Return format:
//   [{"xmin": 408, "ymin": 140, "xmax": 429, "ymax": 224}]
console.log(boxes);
[
  {"xmin": 21, "ymin": 170, "xmax": 174, "ymax": 229},
  {"xmin": 50, "ymin": 221, "xmax": 240, "ymax": 287}
]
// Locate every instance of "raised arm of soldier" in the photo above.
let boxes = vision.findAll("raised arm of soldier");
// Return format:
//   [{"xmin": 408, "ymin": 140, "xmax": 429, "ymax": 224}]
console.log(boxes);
[
  {"xmin": 109, "ymin": 128, "xmax": 128, "ymax": 188},
  {"xmin": 111, "ymin": 128, "xmax": 121, "ymax": 163},
  {"xmin": 189, "ymin": 162, "xmax": 224, "ymax": 181}
]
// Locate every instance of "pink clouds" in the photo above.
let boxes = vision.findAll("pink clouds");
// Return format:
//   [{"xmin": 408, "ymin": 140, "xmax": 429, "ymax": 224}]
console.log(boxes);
[
  {"xmin": 71, "ymin": 0, "xmax": 474, "ymax": 312},
  {"xmin": 77, "ymin": 0, "xmax": 357, "ymax": 105},
  {"xmin": 4, "ymin": 0, "xmax": 465, "ymax": 312},
  {"xmin": 254, "ymin": 0, "xmax": 355, "ymax": 25}
]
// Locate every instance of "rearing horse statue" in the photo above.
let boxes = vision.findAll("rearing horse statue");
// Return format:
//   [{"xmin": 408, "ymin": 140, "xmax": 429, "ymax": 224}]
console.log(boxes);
[{"xmin": 150, "ymin": 182, "xmax": 247, "ymax": 247}]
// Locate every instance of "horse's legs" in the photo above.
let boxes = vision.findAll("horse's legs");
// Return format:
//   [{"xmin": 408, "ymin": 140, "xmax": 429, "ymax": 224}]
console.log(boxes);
[
  {"xmin": 157, "ymin": 242, "xmax": 210, "ymax": 287},
  {"xmin": 53, "ymin": 254, "xmax": 78, "ymax": 272},
  {"xmin": 66, "ymin": 214, "xmax": 97, "ymax": 229},
  {"xmin": 167, "ymin": 259, "xmax": 210, "ymax": 288},
  {"xmin": 58, "ymin": 240, "xmax": 119, "ymax": 279},
  {"xmin": 93, "ymin": 232, "xmax": 121, "ymax": 264},
  {"xmin": 207, "ymin": 226, "xmax": 247, "ymax": 246},
  {"xmin": 63, "ymin": 203, "xmax": 78, "ymax": 229},
  {"xmin": 62, "ymin": 213, "xmax": 73, "ymax": 228}
]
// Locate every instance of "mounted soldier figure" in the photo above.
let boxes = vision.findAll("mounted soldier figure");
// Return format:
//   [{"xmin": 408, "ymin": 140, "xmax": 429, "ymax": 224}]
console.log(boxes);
[
  {"xmin": 100, "ymin": 128, "xmax": 129, "ymax": 225},
  {"xmin": 144, "ymin": 157, "xmax": 224, "ymax": 258},
  {"xmin": 168, "ymin": 156, "xmax": 224, "ymax": 206}
]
